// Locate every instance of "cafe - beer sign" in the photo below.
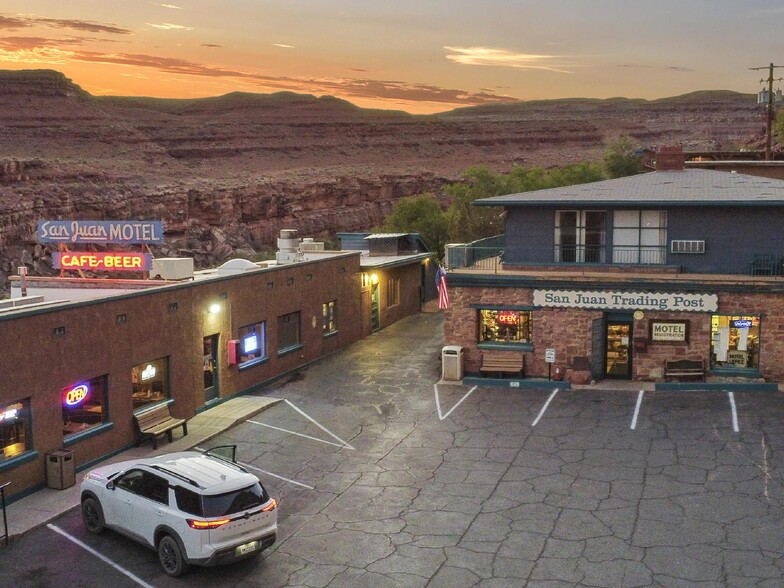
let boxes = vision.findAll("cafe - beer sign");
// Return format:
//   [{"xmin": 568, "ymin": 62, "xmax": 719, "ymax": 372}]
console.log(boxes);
[{"xmin": 533, "ymin": 289, "xmax": 717, "ymax": 312}]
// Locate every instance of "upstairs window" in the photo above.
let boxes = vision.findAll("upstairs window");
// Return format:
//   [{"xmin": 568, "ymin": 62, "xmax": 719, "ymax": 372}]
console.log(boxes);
[
  {"xmin": 612, "ymin": 210, "xmax": 667, "ymax": 264},
  {"xmin": 555, "ymin": 211, "xmax": 606, "ymax": 263}
]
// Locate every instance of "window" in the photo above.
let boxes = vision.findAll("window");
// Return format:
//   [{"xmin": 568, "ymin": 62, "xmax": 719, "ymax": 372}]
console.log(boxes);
[
  {"xmin": 132, "ymin": 357, "xmax": 170, "ymax": 411},
  {"xmin": 62, "ymin": 375, "xmax": 108, "ymax": 437},
  {"xmin": 277, "ymin": 311, "xmax": 301, "ymax": 352},
  {"xmin": 613, "ymin": 210, "xmax": 667, "ymax": 264},
  {"xmin": 117, "ymin": 470, "xmax": 169, "ymax": 505},
  {"xmin": 479, "ymin": 309, "xmax": 532, "ymax": 344},
  {"xmin": 387, "ymin": 277, "xmax": 400, "ymax": 306},
  {"xmin": 323, "ymin": 301, "xmax": 337, "ymax": 334},
  {"xmin": 0, "ymin": 398, "xmax": 31, "ymax": 460},
  {"xmin": 555, "ymin": 210, "xmax": 606, "ymax": 262},
  {"xmin": 238, "ymin": 321, "xmax": 266, "ymax": 367},
  {"xmin": 711, "ymin": 315, "xmax": 760, "ymax": 370}
]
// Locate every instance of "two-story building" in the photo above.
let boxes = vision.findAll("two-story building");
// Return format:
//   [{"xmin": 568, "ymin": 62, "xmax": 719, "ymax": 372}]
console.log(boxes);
[{"xmin": 444, "ymin": 147, "xmax": 784, "ymax": 388}]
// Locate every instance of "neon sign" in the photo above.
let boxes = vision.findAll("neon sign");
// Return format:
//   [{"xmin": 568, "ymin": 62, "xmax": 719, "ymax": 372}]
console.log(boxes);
[
  {"xmin": 65, "ymin": 384, "xmax": 90, "ymax": 406},
  {"xmin": 53, "ymin": 252, "xmax": 152, "ymax": 271},
  {"xmin": 141, "ymin": 364, "xmax": 157, "ymax": 381},
  {"xmin": 243, "ymin": 334, "xmax": 258, "ymax": 354},
  {"xmin": 731, "ymin": 319, "xmax": 756, "ymax": 328},
  {"xmin": 38, "ymin": 220, "xmax": 165, "ymax": 244},
  {"xmin": 0, "ymin": 407, "xmax": 18, "ymax": 422},
  {"xmin": 497, "ymin": 311, "xmax": 519, "ymax": 325}
]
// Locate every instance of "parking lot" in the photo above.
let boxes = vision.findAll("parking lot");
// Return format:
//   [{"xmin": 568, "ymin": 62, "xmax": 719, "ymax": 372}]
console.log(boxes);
[{"xmin": 3, "ymin": 313, "xmax": 784, "ymax": 587}]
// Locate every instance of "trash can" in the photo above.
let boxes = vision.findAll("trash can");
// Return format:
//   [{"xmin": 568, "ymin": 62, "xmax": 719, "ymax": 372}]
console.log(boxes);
[
  {"xmin": 441, "ymin": 345, "xmax": 464, "ymax": 381},
  {"xmin": 46, "ymin": 449, "xmax": 75, "ymax": 490}
]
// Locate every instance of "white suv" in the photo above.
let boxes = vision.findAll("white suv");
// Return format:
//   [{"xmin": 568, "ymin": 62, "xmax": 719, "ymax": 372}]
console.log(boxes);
[{"xmin": 80, "ymin": 446, "xmax": 277, "ymax": 577}]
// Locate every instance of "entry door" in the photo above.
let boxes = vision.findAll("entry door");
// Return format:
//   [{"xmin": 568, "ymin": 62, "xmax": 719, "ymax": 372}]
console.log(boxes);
[
  {"xmin": 203, "ymin": 334, "xmax": 219, "ymax": 403},
  {"xmin": 605, "ymin": 321, "xmax": 632, "ymax": 379},
  {"xmin": 370, "ymin": 284, "xmax": 380, "ymax": 332}
]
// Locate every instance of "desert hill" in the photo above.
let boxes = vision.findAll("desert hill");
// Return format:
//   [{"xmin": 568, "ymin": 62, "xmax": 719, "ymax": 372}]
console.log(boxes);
[{"xmin": 0, "ymin": 69, "xmax": 766, "ymax": 291}]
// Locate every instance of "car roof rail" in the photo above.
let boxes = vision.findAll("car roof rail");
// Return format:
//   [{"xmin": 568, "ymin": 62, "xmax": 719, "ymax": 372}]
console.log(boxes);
[{"xmin": 150, "ymin": 465, "xmax": 204, "ymax": 489}]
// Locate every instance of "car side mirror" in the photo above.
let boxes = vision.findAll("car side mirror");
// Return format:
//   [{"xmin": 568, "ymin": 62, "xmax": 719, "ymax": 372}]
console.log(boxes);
[{"xmin": 106, "ymin": 480, "xmax": 115, "ymax": 491}]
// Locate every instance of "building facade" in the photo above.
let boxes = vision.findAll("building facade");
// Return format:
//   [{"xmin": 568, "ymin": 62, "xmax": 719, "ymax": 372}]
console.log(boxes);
[
  {"xmin": 444, "ymin": 147, "xmax": 784, "ymax": 387},
  {"xmin": 0, "ymin": 233, "xmax": 434, "ymax": 501}
]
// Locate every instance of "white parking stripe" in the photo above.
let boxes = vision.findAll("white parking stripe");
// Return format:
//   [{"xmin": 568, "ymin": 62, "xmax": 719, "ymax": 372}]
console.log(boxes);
[
  {"xmin": 728, "ymin": 392, "xmax": 740, "ymax": 432},
  {"xmin": 239, "ymin": 462, "xmax": 315, "ymax": 490},
  {"xmin": 249, "ymin": 420, "xmax": 350, "ymax": 449},
  {"xmin": 630, "ymin": 390, "xmax": 645, "ymax": 429},
  {"xmin": 47, "ymin": 524, "xmax": 156, "ymax": 588},
  {"xmin": 284, "ymin": 399, "xmax": 355, "ymax": 450},
  {"xmin": 434, "ymin": 384, "xmax": 477, "ymax": 420},
  {"xmin": 531, "ymin": 389, "xmax": 559, "ymax": 427}
]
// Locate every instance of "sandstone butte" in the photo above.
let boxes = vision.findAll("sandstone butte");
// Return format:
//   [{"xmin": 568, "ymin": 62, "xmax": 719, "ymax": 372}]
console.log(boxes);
[{"xmin": 0, "ymin": 69, "xmax": 768, "ymax": 293}]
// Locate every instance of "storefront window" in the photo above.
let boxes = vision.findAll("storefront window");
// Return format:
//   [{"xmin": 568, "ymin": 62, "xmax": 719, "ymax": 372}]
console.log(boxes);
[
  {"xmin": 479, "ymin": 309, "xmax": 532, "ymax": 344},
  {"xmin": 238, "ymin": 321, "xmax": 266, "ymax": 367},
  {"xmin": 0, "ymin": 399, "xmax": 30, "ymax": 460},
  {"xmin": 323, "ymin": 301, "xmax": 337, "ymax": 334},
  {"xmin": 132, "ymin": 357, "xmax": 170, "ymax": 410},
  {"xmin": 711, "ymin": 315, "xmax": 760, "ymax": 370},
  {"xmin": 62, "ymin": 375, "xmax": 108, "ymax": 437}
]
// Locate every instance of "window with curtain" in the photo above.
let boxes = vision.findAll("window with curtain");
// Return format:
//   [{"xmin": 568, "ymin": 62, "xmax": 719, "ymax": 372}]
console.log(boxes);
[{"xmin": 612, "ymin": 210, "xmax": 667, "ymax": 264}]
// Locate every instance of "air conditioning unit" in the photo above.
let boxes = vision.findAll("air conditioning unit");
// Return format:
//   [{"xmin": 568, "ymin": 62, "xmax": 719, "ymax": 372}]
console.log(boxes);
[
  {"xmin": 670, "ymin": 240, "xmax": 705, "ymax": 254},
  {"xmin": 150, "ymin": 258, "xmax": 194, "ymax": 280}
]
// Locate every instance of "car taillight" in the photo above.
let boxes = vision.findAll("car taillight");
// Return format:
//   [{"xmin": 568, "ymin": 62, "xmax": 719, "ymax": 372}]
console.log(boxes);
[
  {"xmin": 188, "ymin": 518, "xmax": 231, "ymax": 530},
  {"xmin": 262, "ymin": 498, "xmax": 278, "ymax": 512}
]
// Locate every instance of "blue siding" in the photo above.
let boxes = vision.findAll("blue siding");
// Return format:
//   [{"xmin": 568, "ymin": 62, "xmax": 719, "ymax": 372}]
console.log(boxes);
[{"xmin": 502, "ymin": 206, "xmax": 784, "ymax": 274}]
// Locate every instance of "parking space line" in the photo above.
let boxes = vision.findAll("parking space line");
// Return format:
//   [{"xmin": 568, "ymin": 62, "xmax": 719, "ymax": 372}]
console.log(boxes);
[
  {"xmin": 434, "ymin": 384, "xmax": 477, "ymax": 420},
  {"xmin": 728, "ymin": 392, "xmax": 740, "ymax": 432},
  {"xmin": 284, "ymin": 399, "xmax": 355, "ymax": 450},
  {"xmin": 531, "ymin": 389, "xmax": 559, "ymax": 427},
  {"xmin": 47, "ymin": 524, "xmax": 156, "ymax": 588},
  {"xmin": 630, "ymin": 390, "xmax": 645, "ymax": 429},
  {"xmin": 249, "ymin": 420, "xmax": 351, "ymax": 449},
  {"xmin": 239, "ymin": 462, "xmax": 315, "ymax": 490}
]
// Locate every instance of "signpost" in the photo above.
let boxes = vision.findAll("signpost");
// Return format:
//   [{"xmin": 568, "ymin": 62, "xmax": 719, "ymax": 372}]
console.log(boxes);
[{"xmin": 545, "ymin": 348, "xmax": 556, "ymax": 380}]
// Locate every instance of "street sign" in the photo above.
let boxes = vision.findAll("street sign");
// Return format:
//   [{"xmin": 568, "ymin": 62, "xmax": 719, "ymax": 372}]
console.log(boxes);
[{"xmin": 545, "ymin": 348, "xmax": 556, "ymax": 363}]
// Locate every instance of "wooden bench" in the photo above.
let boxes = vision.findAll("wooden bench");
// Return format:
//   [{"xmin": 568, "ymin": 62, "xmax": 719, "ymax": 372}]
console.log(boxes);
[
  {"xmin": 480, "ymin": 353, "xmax": 525, "ymax": 378},
  {"xmin": 664, "ymin": 359, "xmax": 705, "ymax": 382},
  {"xmin": 134, "ymin": 404, "xmax": 188, "ymax": 450}
]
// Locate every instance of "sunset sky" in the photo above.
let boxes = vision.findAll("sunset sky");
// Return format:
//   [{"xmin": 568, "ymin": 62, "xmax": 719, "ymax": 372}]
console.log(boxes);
[{"xmin": 1, "ymin": 1, "xmax": 782, "ymax": 114}]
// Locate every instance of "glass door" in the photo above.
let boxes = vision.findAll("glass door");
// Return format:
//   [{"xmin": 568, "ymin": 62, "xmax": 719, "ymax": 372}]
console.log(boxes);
[
  {"xmin": 605, "ymin": 321, "xmax": 632, "ymax": 378},
  {"xmin": 203, "ymin": 334, "xmax": 219, "ymax": 403}
]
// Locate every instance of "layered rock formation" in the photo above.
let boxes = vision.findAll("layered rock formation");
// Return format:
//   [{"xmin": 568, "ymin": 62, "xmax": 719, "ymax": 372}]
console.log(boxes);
[{"xmin": 0, "ymin": 69, "xmax": 766, "ymax": 292}]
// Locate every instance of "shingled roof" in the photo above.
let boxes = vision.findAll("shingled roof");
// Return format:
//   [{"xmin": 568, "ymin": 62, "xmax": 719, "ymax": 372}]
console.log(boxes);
[{"xmin": 473, "ymin": 169, "xmax": 784, "ymax": 208}]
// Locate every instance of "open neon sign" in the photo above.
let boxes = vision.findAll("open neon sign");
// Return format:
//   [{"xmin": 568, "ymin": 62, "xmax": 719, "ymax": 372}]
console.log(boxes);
[
  {"xmin": 64, "ymin": 384, "xmax": 90, "ymax": 406},
  {"xmin": 497, "ymin": 311, "xmax": 519, "ymax": 325}
]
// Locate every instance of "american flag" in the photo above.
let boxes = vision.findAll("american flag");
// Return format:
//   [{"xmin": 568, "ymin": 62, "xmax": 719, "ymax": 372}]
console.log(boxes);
[{"xmin": 436, "ymin": 265, "xmax": 449, "ymax": 309}]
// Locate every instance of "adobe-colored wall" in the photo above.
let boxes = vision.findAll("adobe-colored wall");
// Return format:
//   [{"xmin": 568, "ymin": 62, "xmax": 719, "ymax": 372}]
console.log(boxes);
[{"xmin": 0, "ymin": 254, "xmax": 366, "ymax": 500}]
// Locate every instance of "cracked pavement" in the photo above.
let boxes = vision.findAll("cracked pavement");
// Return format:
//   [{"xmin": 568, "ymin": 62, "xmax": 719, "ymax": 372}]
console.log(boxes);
[
  {"xmin": 199, "ymin": 312, "xmax": 784, "ymax": 587},
  {"xmin": 5, "ymin": 311, "xmax": 781, "ymax": 587}
]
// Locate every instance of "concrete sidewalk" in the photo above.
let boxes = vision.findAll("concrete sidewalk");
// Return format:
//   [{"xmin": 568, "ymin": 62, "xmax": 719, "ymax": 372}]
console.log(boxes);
[{"xmin": 2, "ymin": 395, "xmax": 282, "ymax": 541}]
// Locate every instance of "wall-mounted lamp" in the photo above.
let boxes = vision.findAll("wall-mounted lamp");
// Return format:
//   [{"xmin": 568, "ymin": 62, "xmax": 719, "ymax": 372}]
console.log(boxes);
[
  {"xmin": 371, "ymin": 273, "xmax": 379, "ymax": 285},
  {"xmin": 208, "ymin": 303, "xmax": 222, "ymax": 314}
]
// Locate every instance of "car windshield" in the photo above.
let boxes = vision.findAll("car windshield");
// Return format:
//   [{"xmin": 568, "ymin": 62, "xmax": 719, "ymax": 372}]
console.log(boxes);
[{"xmin": 202, "ymin": 482, "xmax": 268, "ymax": 517}]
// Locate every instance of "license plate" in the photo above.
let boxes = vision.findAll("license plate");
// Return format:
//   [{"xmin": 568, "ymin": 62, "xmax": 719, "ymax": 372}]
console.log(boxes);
[{"xmin": 235, "ymin": 541, "xmax": 258, "ymax": 556}]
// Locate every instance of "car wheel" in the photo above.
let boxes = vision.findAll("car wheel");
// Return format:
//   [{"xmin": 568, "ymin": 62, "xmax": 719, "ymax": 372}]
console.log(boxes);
[
  {"xmin": 158, "ymin": 534, "xmax": 190, "ymax": 577},
  {"xmin": 81, "ymin": 497, "xmax": 105, "ymax": 534}
]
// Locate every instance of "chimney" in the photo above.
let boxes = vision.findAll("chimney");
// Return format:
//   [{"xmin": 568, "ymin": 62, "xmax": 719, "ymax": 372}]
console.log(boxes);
[{"xmin": 655, "ymin": 146, "xmax": 685, "ymax": 171}]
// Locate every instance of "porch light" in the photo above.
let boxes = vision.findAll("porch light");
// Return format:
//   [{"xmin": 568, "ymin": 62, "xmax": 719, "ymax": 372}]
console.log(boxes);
[{"xmin": 208, "ymin": 303, "xmax": 222, "ymax": 314}]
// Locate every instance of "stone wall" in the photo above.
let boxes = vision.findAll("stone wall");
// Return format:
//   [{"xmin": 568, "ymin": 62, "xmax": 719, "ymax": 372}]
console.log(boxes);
[{"xmin": 445, "ymin": 284, "xmax": 784, "ymax": 384}]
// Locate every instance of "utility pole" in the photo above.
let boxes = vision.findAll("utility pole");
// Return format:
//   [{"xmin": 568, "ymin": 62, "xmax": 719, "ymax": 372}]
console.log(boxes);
[{"xmin": 750, "ymin": 62, "xmax": 784, "ymax": 160}]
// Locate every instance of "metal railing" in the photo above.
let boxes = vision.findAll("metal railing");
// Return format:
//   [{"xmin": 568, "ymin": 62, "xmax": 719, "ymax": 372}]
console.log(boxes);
[
  {"xmin": 445, "ymin": 244, "xmax": 784, "ymax": 277},
  {"xmin": 1, "ymin": 481, "xmax": 9, "ymax": 546}
]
